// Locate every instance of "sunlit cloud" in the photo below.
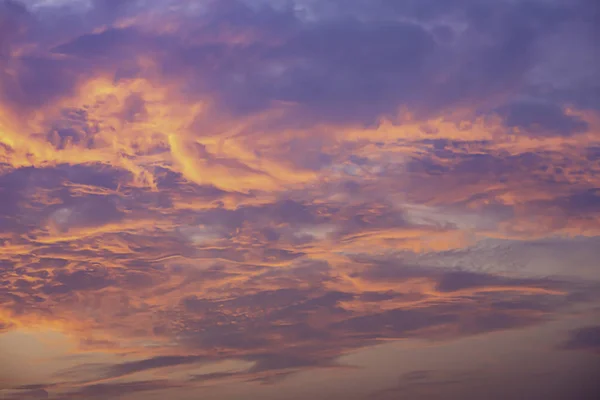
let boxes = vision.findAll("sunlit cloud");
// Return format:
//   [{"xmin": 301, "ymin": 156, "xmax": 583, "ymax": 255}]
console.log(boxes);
[{"xmin": 1, "ymin": 0, "xmax": 599, "ymax": 399}]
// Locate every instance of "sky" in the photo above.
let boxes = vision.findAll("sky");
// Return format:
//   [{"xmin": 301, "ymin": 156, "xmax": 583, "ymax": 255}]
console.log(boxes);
[{"xmin": 0, "ymin": 0, "xmax": 599, "ymax": 399}]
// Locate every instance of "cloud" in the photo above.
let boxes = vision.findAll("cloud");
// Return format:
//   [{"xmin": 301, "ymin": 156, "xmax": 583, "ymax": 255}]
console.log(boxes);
[
  {"xmin": 496, "ymin": 101, "xmax": 590, "ymax": 136},
  {"xmin": 0, "ymin": 0, "xmax": 599, "ymax": 398},
  {"xmin": 3, "ymin": 0, "xmax": 591, "ymax": 123},
  {"xmin": 1, "ymin": 388, "xmax": 49, "ymax": 400},
  {"xmin": 104, "ymin": 355, "xmax": 208, "ymax": 379},
  {"xmin": 47, "ymin": 196, "xmax": 125, "ymax": 234},
  {"xmin": 559, "ymin": 325, "xmax": 600, "ymax": 353},
  {"xmin": 0, "ymin": 1, "xmax": 29, "ymax": 56},
  {"xmin": 61, "ymin": 380, "xmax": 177, "ymax": 399}
]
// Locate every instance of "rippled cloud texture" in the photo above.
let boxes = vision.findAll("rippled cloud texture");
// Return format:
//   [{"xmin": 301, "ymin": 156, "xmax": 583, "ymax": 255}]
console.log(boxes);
[{"xmin": 1, "ymin": 0, "xmax": 599, "ymax": 399}]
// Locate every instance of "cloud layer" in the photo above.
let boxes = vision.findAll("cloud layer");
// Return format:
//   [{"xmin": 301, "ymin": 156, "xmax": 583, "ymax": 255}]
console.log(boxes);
[{"xmin": 0, "ymin": 0, "xmax": 599, "ymax": 399}]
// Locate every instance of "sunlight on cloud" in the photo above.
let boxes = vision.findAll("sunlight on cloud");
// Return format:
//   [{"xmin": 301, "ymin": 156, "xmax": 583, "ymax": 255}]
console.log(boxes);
[{"xmin": 1, "ymin": 0, "xmax": 599, "ymax": 399}]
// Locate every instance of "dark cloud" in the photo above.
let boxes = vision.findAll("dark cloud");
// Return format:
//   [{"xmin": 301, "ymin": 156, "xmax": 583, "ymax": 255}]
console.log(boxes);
[
  {"xmin": 52, "ymin": 267, "xmax": 113, "ymax": 292},
  {"xmin": 189, "ymin": 371, "xmax": 239, "ymax": 383},
  {"xmin": 370, "ymin": 368, "xmax": 487, "ymax": 400},
  {"xmin": 153, "ymin": 269, "xmax": 580, "ymax": 364},
  {"xmin": 435, "ymin": 270, "xmax": 505, "ymax": 292},
  {"xmin": 352, "ymin": 258, "xmax": 560, "ymax": 294},
  {"xmin": 3, "ymin": 55, "xmax": 86, "ymax": 110},
  {"xmin": 0, "ymin": 0, "xmax": 29, "ymax": 58},
  {"xmin": 0, "ymin": 165, "xmax": 125, "ymax": 234},
  {"xmin": 120, "ymin": 92, "xmax": 147, "ymax": 122},
  {"xmin": 51, "ymin": 27, "xmax": 142, "ymax": 59},
  {"xmin": 459, "ymin": 310, "xmax": 545, "ymax": 335},
  {"xmin": 554, "ymin": 189, "xmax": 600, "ymax": 216},
  {"xmin": 559, "ymin": 325, "xmax": 600, "ymax": 352},
  {"xmin": 0, "ymin": 1, "xmax": 598, "ymax": 399},
  {"xmin": 182, "ymin": 288, "xmax": 308, "ymax": 314},
  {"xmin": 47, "ymin": 195, "xmax": 125, "ymax": 233},
  {"xmin": 246, "ymin": 352, "xmax": 340, "ymax": 375},
  {"xmin": 105, "ymin": 355, "xmax": 207, "ymax": 379},
  {"xmin": 251, "ymin": 19, "xmax": 435, "ymax": 121},
  {"xmin": 6, "ymin": 0, "xmax": 590, "ymax": 124},
  {"xmin": 333, "ymin": 306, "xmax": 458, "ymax": 338},
  {"xmin": 350, "ymin": 261, "xmax": 429, "ymax": 282},
  {"xmin": 2, "ymin": 389, "xmax": 49, "ymax": 400},
  {"xmin": 60, "ymin": 380, "xmax": 176, "ymax": 399},
  {"xmin": 498, "ymin": 101, "xmax": 589, "ymax": 136}
]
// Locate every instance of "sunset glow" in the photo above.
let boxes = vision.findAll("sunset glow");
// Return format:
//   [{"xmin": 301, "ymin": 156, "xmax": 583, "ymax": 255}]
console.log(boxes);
[{"xmin": 1, "ymin": 1, "xmax": 599, "ymax": 399}]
